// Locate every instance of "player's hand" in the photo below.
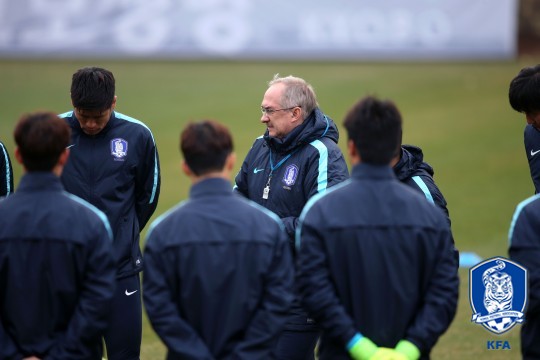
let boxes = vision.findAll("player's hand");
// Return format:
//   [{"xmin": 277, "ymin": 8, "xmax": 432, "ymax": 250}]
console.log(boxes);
[
  {"xmin": 369, "ymin": 348, "xmax": 408, "ymax": 360},
  {"xmin": 349, "ymin": 336, "xmax": 378, "ymax": 360},
  {"xmin": 394, "ymin": 340, "xmax": 420, "ymax": 360},
  {"xmin": 368, "ymin": 348, "xmax": 408, "ymax": 360}
]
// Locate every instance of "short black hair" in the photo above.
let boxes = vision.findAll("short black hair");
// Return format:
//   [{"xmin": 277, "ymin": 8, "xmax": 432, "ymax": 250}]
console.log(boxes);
[
  {"xmin": 180, "ymin": 120, "xmax": 233, "ymax": 176},
  {"xmin": 71, "ymin": 67, "xmax": 115, "ymax": 111},
  {"xmin": 509, "ymin": 64, "xmax": 540, "ymax": 114},
  {"xmin": 343, "ymin": 96, "xmax": 402, "ymax": 165},
  {"xmin": 14, "ymin": 111, "xmax": 71, "ymax": 171}
]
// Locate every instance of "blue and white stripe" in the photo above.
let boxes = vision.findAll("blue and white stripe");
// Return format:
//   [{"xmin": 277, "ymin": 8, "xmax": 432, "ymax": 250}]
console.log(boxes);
[
  {"xmin": 412, "ymin": 176, "xmax": 435, "ymax": 204},
  {"xmin": 309, "ymin": 139, "xmax": 329, "ymax": 194},
  {"xmin": 115, "ymin": 112, "xmax": 160, "ymax": 205},
  {"xmin": 0, "ymin": 142, "xmax": 12, "ymax": 195},
  {"xmin": 508, "ymin": 194, "xmax": 540, "ymax": 244}
]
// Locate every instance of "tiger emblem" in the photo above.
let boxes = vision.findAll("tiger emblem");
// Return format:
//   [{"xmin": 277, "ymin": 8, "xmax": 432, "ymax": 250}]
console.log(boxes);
[
  {"xmin": 482, "ymin": 260, "xmax": 513, "ymax": 314},
  {"xmin": 470, "ymin": 256, "xmax": 527, "ymax": 334}
]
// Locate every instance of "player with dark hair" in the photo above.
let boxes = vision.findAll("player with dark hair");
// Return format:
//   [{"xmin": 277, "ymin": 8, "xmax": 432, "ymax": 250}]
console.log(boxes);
[
  {"xmin": 144, "ymin": 120, "xmax": 293, "ymax": 359},
  {"xmin": 0, "ymin": 141, "xmax": 14, "ymax": 197},
  {"xmin": 296, "ymin": 96, "xmax": 459, "ymax": 360},
  {"xmin": 59, "ymin": 66, "xmax": 161, "ymax": 359},
  {"xmin": 509, "ymin": 64, "xmax": 540, "ymax": 193},
  {"xmin": 509, "ymin": 192, "xmax": 540, "ymax": 359},
  {"xmin": 234, "ymin": 74, "xmax": 349, "ymax": 359},
  {"xmin": 392, "ymin": 144, "xmax": 459, "ymax": 264},
  {"xmin": 0, "ymin": 111, "xmax": 115, "ymax": 359}
]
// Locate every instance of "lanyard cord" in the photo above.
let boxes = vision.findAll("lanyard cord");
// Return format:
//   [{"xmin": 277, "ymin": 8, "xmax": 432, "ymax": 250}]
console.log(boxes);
[{"xmin": 269, "ymin": 151, "xmax": 292, "ymax": 174}]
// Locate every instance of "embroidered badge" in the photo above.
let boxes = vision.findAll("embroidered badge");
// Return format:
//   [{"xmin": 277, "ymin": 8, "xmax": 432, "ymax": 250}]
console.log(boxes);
[
  {"xmin": 469, "ymin": 257, "xmax": 527, "ymax": 334},
  {"xmin": 111, "ymin": 138, "xmax": 128, "ymax": 160},
  {"xmin": 282, "ymin": 164, "xmax": 299, "ymax": 186}
]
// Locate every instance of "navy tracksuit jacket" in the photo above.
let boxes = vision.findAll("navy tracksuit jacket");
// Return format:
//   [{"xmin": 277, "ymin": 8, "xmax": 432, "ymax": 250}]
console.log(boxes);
[
  {"xmin": 509, "ymin": 194, "xmax": 540, "ymax": 360},
  {"xmin": 59, "ymin": 110, "xmax": 160, "ymax": 278},
  {"xmin": 524, "ymin": 124, "xmax": 540, "ymax": 194},
  {"xmin": 296, "ymin": 164, "xmax": 459, "ymax": 360},
  {"xmin": 393, "ymin": 145, "xmax": 450, "ymax": 222},
  {"xmin": 0, "ymin": 173, "xmax": 116, "ymax": 359},
  {"xmin": 0, "ymin": 141, "xmax": 13, "ymax": 197},
  {"xmin": 394, "ymin": 145, "xmax": 459, "ymax": 263},
  {"xmin": 143, "ymin": 178, "xmax": 293, "ymax": 359},
  {"xmin": 234, "ymin": 108, "xmax": 349, "ymax": 335}
]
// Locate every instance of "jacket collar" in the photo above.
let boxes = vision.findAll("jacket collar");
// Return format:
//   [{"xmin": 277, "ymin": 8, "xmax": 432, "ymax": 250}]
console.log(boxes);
[
  {"xmin": 17, "ymin": 172, "xmax": 64, "ymax": 193},
  {"xmin": 189, "ymin": 177, "xmax": 233, "ymax": 199},
  {"xmin": 352, "ymin": 163, "xmax": 396, "ymax": 180}
]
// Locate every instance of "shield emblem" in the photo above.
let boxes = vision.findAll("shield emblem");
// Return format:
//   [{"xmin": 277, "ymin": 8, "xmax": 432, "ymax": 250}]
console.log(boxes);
[
  {"xmin": 469, "ymin": 256, "xmax": 527, "ymax": 334},
  {"xmin": 111, "ymin": 138, "xmax": 128, "ymax": 159}
]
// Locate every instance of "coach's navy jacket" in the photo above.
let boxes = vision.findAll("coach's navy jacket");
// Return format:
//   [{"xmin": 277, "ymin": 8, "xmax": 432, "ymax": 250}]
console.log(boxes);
[
  {"xmin": 524, "ymin": 124, "xmax": 540, "ymax": 194},
  {"xmin": 143, "ymin": 178, "xmax": 293, "ymax": 360},
  {"xmin": 296, "ymin": 164, "xmax": 459, "ymax": 360},
  {"xmin": 0, "ymin": 173, "xmax": 116, "ymax": 359},
  {"xmin": 509, "ymin": 194, "xmax": 540, "ymax": 359},
  {"xmin": 234, "ymin": 108, "xmax": 349, "ymax": 243},
  {"xmin": 0, "ymin": 141, "xmax": 13, "ymax": 197},
  {"xmin": 59, "ymin": 110, "xmax": 160, "ymax": 278}
]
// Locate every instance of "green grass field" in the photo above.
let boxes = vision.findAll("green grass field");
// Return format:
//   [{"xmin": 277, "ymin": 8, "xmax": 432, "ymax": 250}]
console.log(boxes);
[{"xmin": 1, "ymin": 58, "xmax": 539, "ymax": 359}]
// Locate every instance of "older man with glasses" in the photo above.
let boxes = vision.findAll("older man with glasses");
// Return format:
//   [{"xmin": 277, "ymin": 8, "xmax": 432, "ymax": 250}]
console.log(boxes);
[{"xmin": 234, "ymin": 74, "xmax": 349, "ymax": 360}]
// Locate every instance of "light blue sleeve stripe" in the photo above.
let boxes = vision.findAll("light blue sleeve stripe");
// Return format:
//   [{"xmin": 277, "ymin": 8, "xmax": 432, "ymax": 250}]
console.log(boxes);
[
  {"xmin": 115, "ymin": 112, "xmax": 160, "ymax": 204},
  {"xmin": 65, "ymin": 193, "xmax": 113, "ymax": 241},
  {"xmin": 508, "ymin": 194, "xmax": 540, "ymax": 244},
  {"xmin": 309, "ymin": 139, "xmax": 329, "ymax": 194},
  {"xmin": 58, "ymin": 110, "xmax": 73, "ymax": 118},
  {"xmin": 412, "ymin": 176, "xmax": 434, "ymax": 204},
  {"xmin": 149, "ymin": 151, "xmax": 159, "ymax": 204},
  {"xmin": 0, "ymin": 143, "xmax": 12, "ymax": 195},
  {"xmin": 346, "ymin": 333, "xmax": 363, "ymax": 350}
]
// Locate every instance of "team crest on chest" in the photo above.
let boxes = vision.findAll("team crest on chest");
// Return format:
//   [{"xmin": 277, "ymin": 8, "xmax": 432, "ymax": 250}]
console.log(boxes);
[
  {"xmin": 111, "ymin": 138, "xmax": 128, "ymax": 160},
  {"xmin": 469, "ymin": 257, "xmax": 527, "ymax": 334},
  {"xmin": 282, "ymin": 164, "xmax": 299, "ymax": 186}
]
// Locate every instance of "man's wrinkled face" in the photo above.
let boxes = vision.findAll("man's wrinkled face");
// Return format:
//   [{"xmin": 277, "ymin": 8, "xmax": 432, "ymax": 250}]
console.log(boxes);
[{"xmin": 260, "ymin": 83, "xmax": 297, "ymax": 139}]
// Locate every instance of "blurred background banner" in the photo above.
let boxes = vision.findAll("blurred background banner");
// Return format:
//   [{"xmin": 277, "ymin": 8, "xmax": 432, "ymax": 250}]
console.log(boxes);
[{"xmin": 0, "ymin": 0, "xmax": 518, "ymax": 60}]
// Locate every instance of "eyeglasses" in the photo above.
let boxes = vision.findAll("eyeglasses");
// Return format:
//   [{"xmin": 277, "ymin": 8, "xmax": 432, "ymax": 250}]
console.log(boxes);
[{"xmin": 260, "ymin": 106, "xmax": 299, "ymax": 116}]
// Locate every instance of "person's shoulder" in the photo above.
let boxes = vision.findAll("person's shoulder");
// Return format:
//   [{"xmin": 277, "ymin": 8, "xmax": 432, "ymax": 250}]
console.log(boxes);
[
  {"xmin": 516, "ymin": 193, "xmax": 540, "ymax": 215},
  {"xmin": 302, "ymin": 180, "xmax": 351, "ymax": 216},
  {"xmin": 60, "ymin": 192, "xmax": 112, "ymax": 234},
  {"xmin": 235, "ymin": 195, "xmax": 284, "ymax": 228},
  {"xmin": 114, "ymin": 112, "xmax": 155, "ymax": 135}
]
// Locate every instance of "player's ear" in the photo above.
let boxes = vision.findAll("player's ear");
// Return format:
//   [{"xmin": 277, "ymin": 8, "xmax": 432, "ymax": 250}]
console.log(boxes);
[
  {"xmin": 181, "ymin": 160, "xmax": 193, "ymax": 177},
  {"xmin": 225, "ymin": 152, "xmax": 236, "ymax": 172},
  {"xmin": 348, "ymin": 139, "xmax": 361, "ymax": 164},
  {"xmin": 347, "ymin": 139, "xmax": 357, "ymax": 157},
  {"xmin": 58, "ymin": 148, "xmax": 70, "ymax": 167},
  {"xmin": 14, "ymin": 147, "xmax": 23, "ymax": 165}
]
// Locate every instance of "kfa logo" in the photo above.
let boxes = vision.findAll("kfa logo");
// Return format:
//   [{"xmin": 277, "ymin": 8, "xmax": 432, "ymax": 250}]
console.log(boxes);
[
  {"xmin": 469, "ymin": 257, "xmax": 527, "ymax": 334},
  {"xmin": 282, "ymin": 164, "xmax": 299, "ymax": 186},
  {"xmin": 487, "ymin": 340, "xmax": 511, "ymax": 350},
  {"xmin": 111, "ymin": 138, "xmax": 128, "ymax": 160}
]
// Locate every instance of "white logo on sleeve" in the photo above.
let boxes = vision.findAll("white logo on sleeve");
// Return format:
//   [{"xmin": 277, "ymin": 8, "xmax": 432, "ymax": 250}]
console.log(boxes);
[
  {"xmin": 125, "ymin": 289, "xmax": 138, "ymax": 296},
  {"xmin": 531, "ymin": 149, "xmax": 540, "ymax": 156}
]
